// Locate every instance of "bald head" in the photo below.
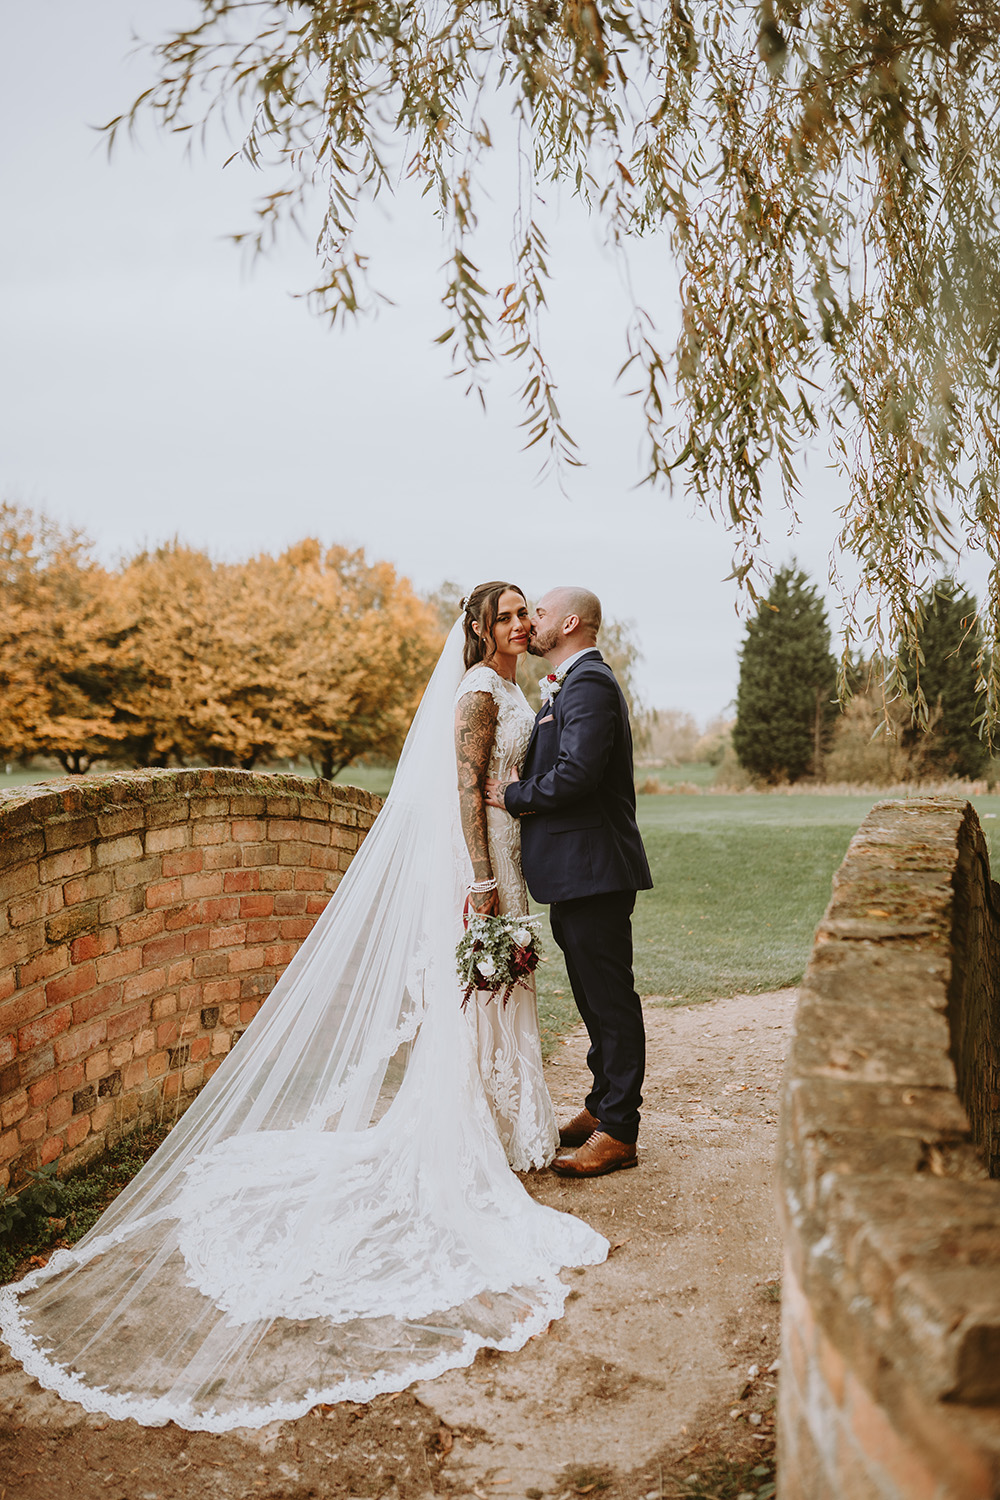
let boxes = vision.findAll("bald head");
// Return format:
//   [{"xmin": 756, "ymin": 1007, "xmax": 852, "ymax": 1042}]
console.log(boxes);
[{"xmin": 529, "ymin": 586, "xmax": 603, "ymax": 665}]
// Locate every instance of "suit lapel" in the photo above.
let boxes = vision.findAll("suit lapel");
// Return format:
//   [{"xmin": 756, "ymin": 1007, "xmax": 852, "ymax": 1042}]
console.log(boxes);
[{"xmin": 524, "ymin": 650, "xmax": 603, "ymax": 763}]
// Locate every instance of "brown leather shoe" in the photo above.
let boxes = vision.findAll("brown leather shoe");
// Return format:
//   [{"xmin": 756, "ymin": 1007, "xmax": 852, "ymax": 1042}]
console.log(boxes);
[
  {"xmin": 558, "ymin": 1107, "xmax": 602, "ymax": 1148},
  {"xmin": 550, "ymin": 1131, "xmax": 637, "ymax": 1178}
]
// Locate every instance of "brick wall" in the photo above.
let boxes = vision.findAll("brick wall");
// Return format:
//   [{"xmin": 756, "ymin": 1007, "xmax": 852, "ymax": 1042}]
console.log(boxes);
[
  {"xmin": 0, "ymin": 769, "xmax": 380, "ymax": 1190},
  {"xmin": 777, "ymin": 799, "xmax": 1000, "ymax": 1498}
]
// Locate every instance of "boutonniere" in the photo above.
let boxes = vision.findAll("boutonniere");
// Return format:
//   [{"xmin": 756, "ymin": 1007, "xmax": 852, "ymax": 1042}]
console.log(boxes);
[{"xmin": 540, "ymin": 672, "xmax": 562, "ymax": 704}]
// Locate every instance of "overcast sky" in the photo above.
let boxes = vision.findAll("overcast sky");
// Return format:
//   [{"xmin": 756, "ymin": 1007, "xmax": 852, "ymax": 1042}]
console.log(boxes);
[{"xmin": 0, "ymin": 1, "xmax": 857, "ymax": 721}]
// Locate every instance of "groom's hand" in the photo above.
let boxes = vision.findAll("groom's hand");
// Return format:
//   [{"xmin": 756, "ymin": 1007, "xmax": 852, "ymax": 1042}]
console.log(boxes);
[{"xmin": 484, "ymin": 774, "xmax": 517, "ymax": 810}]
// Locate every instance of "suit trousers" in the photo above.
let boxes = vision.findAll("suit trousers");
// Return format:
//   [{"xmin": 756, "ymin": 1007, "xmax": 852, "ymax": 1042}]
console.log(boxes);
[{"xmin": 548, "ymin": 889, "xmax": 645, "ymax": 1144}]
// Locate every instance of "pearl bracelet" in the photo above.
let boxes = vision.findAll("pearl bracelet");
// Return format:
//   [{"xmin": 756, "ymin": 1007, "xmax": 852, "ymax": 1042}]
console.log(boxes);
[{"xmin": 469, "ymin": 878, "xmax": 498, "ymax": 893}]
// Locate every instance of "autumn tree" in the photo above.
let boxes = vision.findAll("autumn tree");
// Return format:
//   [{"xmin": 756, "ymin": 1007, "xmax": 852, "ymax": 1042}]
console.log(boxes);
[
  {"xmin": 733, "ymin": 566, "xmax": 838, "ymax": 783},
  {"xmin": 0, "ymin": 503, "xmax": 125, "ymax": 772},
  {"xmin": 114, "ymin": 2, "xmax": 1000, "ymax": 719}
]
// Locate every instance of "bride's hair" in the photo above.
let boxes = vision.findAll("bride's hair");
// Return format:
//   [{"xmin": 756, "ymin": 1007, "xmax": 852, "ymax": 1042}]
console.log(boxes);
[{"xmin": 461, "ymin": 581, "xmax": 527, "ymax": 669}]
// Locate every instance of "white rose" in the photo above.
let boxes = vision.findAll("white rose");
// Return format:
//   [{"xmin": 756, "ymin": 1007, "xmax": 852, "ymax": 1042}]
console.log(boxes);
[
  {"xmin": 512, "ymin": 927, "xmax": 532, "ymax": 946},
  {"xmin": 476, "ymin": 956, "xmax": 497, "ymax": 978}
]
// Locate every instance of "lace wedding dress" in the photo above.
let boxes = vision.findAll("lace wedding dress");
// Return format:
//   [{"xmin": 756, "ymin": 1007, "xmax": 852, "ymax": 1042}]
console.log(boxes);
[
  {"xmin": 0, "ymin": 622, "xmax": 607, "ymax": 1432},
  {"xmin": 455, "ymin": 666, "xmax": 558, "ymax": 1171}
]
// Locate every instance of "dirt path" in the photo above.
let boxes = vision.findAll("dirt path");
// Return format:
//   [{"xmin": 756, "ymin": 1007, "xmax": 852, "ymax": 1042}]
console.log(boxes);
[{"xmin": 0, "ymin": 990, "xmax": 796, "ymax": 1500}]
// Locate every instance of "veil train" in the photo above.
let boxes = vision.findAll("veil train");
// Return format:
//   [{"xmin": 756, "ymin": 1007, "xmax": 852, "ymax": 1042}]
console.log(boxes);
[{"xmin": 0, "ymin": 621, "xmax": 608, "ymax": 1431}]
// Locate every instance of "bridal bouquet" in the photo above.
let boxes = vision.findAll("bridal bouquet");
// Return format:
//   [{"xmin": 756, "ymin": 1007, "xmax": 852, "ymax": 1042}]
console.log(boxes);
[{"xmin": 456, "ymin": 913, "xmax": 543, "ymax": 1009}]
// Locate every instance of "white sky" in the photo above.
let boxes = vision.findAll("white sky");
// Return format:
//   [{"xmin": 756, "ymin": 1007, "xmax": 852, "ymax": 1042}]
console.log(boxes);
[{"xmin": 0, "ymin": 1, "xmax": 856, "ymax": 721}]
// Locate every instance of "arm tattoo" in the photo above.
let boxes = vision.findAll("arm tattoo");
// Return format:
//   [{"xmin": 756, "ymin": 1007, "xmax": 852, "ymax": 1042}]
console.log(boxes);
[{"xmin": 455, "ymin": 691, "xmax": 499, "ymax": 882}]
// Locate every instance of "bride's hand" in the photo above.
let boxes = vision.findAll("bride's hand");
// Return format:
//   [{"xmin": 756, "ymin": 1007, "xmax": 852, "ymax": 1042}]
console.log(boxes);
[
  {"xmin": 468, "ymin": 887, "xmax": 500, "ymax": 917},
  {"xmin": 484, "ymin": 774, "xmax": 517, "ymax": 810}
]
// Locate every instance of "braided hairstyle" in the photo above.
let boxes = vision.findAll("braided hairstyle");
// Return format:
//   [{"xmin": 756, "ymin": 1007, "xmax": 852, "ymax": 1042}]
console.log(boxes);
[{"xmin": 461, "ymin": 581, "xmax": 527, "ymax": 670}]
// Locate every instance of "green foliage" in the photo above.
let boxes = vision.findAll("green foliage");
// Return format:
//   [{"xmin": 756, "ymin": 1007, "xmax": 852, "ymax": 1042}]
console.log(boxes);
[
  {"xmin": 111, "ymin": 2, "xmax": 1000, "ymax": 720},
  {"xmin": 733, "ymin": 566, "xmax": 838, "ymax": 783},
  {"xmin": 904, "ymin": 578, "xmax": 988, "ymax": 778},
  {"xmin": 0, "ymin": 1127, "xmax": 170, "ymax": 1286}
]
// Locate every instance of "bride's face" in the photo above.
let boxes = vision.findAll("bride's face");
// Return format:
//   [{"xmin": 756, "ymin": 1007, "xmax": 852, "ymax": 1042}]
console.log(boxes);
[{"xmin": 490, "ymin": 590, "xmax": 531, "ymax": 658}]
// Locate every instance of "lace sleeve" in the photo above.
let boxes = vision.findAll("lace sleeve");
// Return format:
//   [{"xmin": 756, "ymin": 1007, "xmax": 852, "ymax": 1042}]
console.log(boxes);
[{"xmin": 454, "ymin": 665, "xmax": 504, "ymax": 710}]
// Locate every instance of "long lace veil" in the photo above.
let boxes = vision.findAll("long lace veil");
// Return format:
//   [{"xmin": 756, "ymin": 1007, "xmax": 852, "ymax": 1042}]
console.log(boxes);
[{"xmin": 0, "ymin": 621, "xmax": 607, "ymax": 1431}]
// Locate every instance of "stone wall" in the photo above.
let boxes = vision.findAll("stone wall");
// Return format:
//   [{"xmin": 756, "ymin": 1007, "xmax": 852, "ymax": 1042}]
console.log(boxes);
[
  {"xmin": 777, "ymin": 799, "xmax": 1000, "ymax": 1499},
  {"xmin": 0, "ymin": 769, "xmax": 380, "ymax": 1190}
]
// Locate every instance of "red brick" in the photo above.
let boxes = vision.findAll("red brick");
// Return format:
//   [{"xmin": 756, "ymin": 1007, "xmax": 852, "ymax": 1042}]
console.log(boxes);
[
  {"xmin": 0, "ymin": 971, "xmax": 13, "ymax": 1005},
  {"xmin": 223, "ymin": 870, "xmax": 259, "ymax": 894},
  {"xmin": 240, "ymin": 1000, "xmax": 262, "ymax": 1024},
  {"xmin": 151, "ymin": 995, "xmax": 178, "ymax": 1020},
  {"xmin": 18, "ymin": 944, "xmax": 69, "ymax": 988},
  {"xmin": 238, "ymin": 841, "xmax": 278, "ymax": 868},
  {"xmin": 142, "ymin": 933, "xmax": 187, "ymax": 967},
  {"xmin": 279, "ymin": 918, "xmax": 313, "ymax": 941},
  {"xmin": 96, "ymin": 834, "xmax": 143, "ymax": 867},
  {"xmin": 182, "ymin": 1063, "xmax": 204, "ymax": 1092},
  {"xmin": 28, "ymin": 1074, "xmax": 58, "ymax": 1109},
  {"xmin": 260, "ymin": 866, "xmax": 296, "ymax": 891},
  {"xmin": 278, "ymin": 841, "xmax": 311, "ymax": 867},
  {"xmin": 204, "ymin": 925, "xmax": 245, "ymax": 953},
  {"xmin": 238, "ymin": 894, "xmax": 274, "ymax": 919},
  {"xmin": 113, "ymin": 855, "xmax": 163, "ymax": 891},
  {"xmin": 106, "ymin": 1002, "xmax": 152, "ymax": 1042},
  {"xmin": 58, "ymin": 1061, "xmax": 85, "ymax": 1093},
  {"xmin": 1, "ymin": 1090, "xmax": 27, "ymax": 1128},
  {"xmin": 145, "ymin": 825, "xmax": 189, "ymax": 854},
  {"xmin": 53, "ymin": 1016, "xmax": 107, "ymax": 1064},
  {"xmin": 40, "ymin": 1135, "xmax": 64, "ymax": 1166},
  {"xmin": 46, "ymin": 962, "xmax": 97, "ymax": 1007},
  {"xmin": 120, "ymin": 911, "xmax": 166, "ymax": 946},
  {"xmin": 162, "ymin": 1072, "xmax": 181, "ymax": 1100},
  {"xmin": 162, "ymin": 849, "xmax": 203, "ymax": 878},
  {"xmin": 65, "ymin": 1115, "xmax": 90, "ymax": 1148},
  {"xmin": 96, "ymin": 948, "xmax": 142, "ymax": 983},
  {"xmin": 123, "ymin": 968, "xmax": 167, "ymax": 1002},
  {"xmin": 99, "ymin": 890, "xmax": 143, "ymax": 924},
  {"xmin": 109, "ymin": 1039, "xmax": 133, "ymax": 1068},
  {"xmin": 156, "ymin": 1020, "xmax": 180, "ymax": 1048},
  {"xmin": 63, "ymin": 870, "xmax": 114, "ymax": 905},
  {"xmin": 191, "ymin": 820, "xmax": 230, "ymax": 848},
  {"xmin": 306, "ymin": 896, "xmax": 330, "ymax": 915},
  {"xmin": 91, "ymin": 1101, "xmax": 115, "ymax": 1133},
  {"xmin": 9, "ymin": 888, "xmax": 63, "ymax": 928},
  {"xmin": 264, "ymin": 943, "xmax": 296, "ymax": 968},
  {"xmin": 203, "ymin": 844, "xmax": 241, "ymax": 871},
  {"xmin": 0, "ymin": 1127, "xmax": 19, "ymax": 1163},
  {"xmin": 164, "ymin": 902, "xmax": 200, "ymax": 932},
  {"xmin": 203, "ymin": 1057, "xmax": 224, "ymax": 1081},
  {"xmin": 124, "ymin": 1058, "xmax": 151, "ymax": 1088},
  {"xmin": 167, "ymin": 959, "xmax": 193, "ymax": 985},
  {"xmin": 0, "ymin": 1034, "xmax": 15, "ymax": 1068},
  {"xmin": 71, "ymin": 985, "xmax": 122, "ymax": 1026},
  {"xmin": 184, "ymin": 927, "xmax": 211, "ymax": 954},
  {"xmin": 231, "ymin": 819, "xmax": 264, "ymax": 842},
  {"xmin": 0, "ymin": 988, "xmax": 47, "ymax": 1036},
  {"xmin": 273, "ymin": 891, "xmax": 307, "ymax": 916},
  {"xmin": 133, "ymin": 1028, "xmax": 155, "ymax": 1056},
  {"xmin": 189, "ymin": 1036, "xmax": 211, "ymax": 1062},
  {"xmin": 47, "ymin": 1094, "xmax": 73, "ymax": 1130},
  {"xmin": 180, "ymin": 871, "xmax": 224, "ymax": 901},
  {"xmin": 70, "ymin": 929, "xmax": 117, "ymax": 965},
  {"xmin": 227, "ymin": 946, "xmax": 265, "ymax": 974},
  {"xmin": 19, "ymin": 1006, "xmax": 73, "ymax": 1053},
  {"xmin": 244, "ymin": 919, "xmax": 280, "ymax": 944},
  {"xmin": 202, "ymin": 978, "xmax": 240, "ymax": 1005},
  {"xmin": 197, "ymin": 898, "xmax": 240, "ymax": 923},
  {"xmin": 146, "ymin": 878, "xmax": 182, "ymax": 910},
  {"xmin": 294, "ymin": 869, "xmax": 327, "ymax": 893},
  {"xmin": 267, "ymin": 819, "xmax": 300, "ymax": 842},
  {"xmin": 85, "ymin": 1049, "xmax": 111, "ymax": 1082},
  {"xmin": 39, "ymin": 847, "xmax": 92, "ymax": 883},
  {"xmin": 17, "ymin": 1111, "xmax": 45, "ymax": 1144}
]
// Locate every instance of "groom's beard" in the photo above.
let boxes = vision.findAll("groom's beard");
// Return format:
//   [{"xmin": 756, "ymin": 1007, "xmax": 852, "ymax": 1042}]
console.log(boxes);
[{"xmin": 528, "ymin": 628, "xmax": 558, "ymax": 658}]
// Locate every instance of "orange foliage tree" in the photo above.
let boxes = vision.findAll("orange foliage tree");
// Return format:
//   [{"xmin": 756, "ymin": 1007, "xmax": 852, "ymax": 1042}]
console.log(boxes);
[{"xmin": 0, "ymin": 505, "xmax": 442, "ymax": 776}]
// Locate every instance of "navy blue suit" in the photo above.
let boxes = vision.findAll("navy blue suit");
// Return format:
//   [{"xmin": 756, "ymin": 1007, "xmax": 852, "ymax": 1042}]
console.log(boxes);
[{"xmin": 504, "ymin": 651, "xmax": 652, "ymax": 1143}]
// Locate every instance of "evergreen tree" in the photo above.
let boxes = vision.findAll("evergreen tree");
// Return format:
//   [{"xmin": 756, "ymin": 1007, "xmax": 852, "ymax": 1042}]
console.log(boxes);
[
  {"xmin": 904, "ymin": 580, "xmax": 987, "ymax": 779},
  {"xmin": 733, "ymin": 567, "xmax": 838, "ymax": 783}
]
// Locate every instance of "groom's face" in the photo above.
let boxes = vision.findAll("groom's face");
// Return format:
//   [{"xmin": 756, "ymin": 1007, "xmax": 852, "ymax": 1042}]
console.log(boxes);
[{"xmin": 528, "ymin": 594, "xmax": 565, "ymax": 658}]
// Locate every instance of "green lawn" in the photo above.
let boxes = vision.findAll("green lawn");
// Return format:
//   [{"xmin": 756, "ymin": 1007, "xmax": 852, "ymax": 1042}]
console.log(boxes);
[{"xmin": 533, "ymin": 790, "xmax": 1000, "ymax": 1048}]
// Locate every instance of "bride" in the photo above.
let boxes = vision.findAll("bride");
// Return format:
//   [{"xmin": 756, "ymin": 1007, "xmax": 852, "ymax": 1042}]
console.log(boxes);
[{"xmin": 0, "ymin": 582, "xmax": 607, "ymax": 1431}]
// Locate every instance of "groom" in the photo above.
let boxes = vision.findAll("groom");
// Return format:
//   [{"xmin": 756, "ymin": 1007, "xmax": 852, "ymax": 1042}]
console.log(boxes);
[{"xmin": 487, "ymin": 586, "xmax": 652, "ymax": 1178}]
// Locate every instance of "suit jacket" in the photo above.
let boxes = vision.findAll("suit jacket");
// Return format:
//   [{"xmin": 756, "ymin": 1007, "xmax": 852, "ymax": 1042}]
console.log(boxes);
[{"xmin": 504, "ymin": 651, "xmax": 653, "ymax": 904}]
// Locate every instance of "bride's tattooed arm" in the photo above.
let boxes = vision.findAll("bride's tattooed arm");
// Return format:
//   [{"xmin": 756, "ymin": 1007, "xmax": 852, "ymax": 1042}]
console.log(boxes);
[{"xmin": 455, "ymin": 691, "xmax": 500, "ymax": 914}]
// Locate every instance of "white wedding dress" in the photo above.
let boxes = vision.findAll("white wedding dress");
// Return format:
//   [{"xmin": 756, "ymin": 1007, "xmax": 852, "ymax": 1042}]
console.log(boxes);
[
  {"xmin": 456, "ymin": 664, "xmax": 558, "ymax": 1171},
  {"xmin": 0, "ymin": 622, "xmax": 607, "ymax": 1431}
]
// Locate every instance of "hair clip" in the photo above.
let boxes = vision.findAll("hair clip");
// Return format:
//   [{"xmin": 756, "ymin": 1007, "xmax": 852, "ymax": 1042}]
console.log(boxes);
[{"xmin": 460, "ymin": 595, "xmax": 470, "ymax": 612}]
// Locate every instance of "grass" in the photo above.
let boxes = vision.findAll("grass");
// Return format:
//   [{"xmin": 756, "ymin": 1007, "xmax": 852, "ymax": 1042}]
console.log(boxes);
[{"xmin": 534, "ymin": 790, "xmax": 1000, "ymax": 1043}]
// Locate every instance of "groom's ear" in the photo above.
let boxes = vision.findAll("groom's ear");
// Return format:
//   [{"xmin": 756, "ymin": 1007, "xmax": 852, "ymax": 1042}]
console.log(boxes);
[{"xmin": 562, "ymin": 614, "xmax": 580, "ymax": 635}]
